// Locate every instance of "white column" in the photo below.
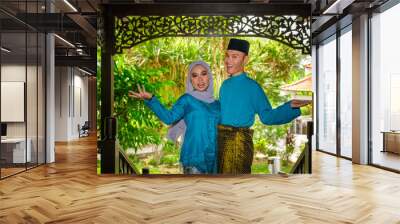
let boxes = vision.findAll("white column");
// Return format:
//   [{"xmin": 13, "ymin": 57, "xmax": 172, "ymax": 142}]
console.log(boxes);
[
  {"xmin": 46, "ymin": 33, "xmax": 55, "ymax": 163},
  {"xmin": 45, "ymin": 0, "xmax": 55, "ymax": 163},
  {"xmin": 352, "ymin": 14, "xmax": 369, "ymax": 164}
]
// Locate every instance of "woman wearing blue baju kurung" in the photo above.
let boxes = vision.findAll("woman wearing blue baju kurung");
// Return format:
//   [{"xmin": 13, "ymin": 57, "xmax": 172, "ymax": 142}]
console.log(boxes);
[{"xmin": 129, "ymin": 61, "xmax": 219, "ymax": 174}]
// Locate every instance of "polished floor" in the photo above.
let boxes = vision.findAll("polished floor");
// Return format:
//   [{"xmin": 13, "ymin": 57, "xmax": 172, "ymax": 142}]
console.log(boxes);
[
  {"xmin": 0, "ymin": 167, "xmax": 25, "ymax": 178},
  {"xmin": 0, "ymin": 136, "xmax": 400, "ymax": 223},
  {"xmin": 1, "ymin": 163, "xmax": 44, "ymax": 178}
]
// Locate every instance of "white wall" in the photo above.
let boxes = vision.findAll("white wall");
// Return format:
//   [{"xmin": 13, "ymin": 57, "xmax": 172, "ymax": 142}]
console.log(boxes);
[
  {"xmin": 55, "ymin": 67, "xmax": 89, "ymax": 141},
  {"xmin": 55, "ymin": 66, "xmax": 69, "ymax": 141},
  {"xmin": 72, "ymin": 72, "xmax": 89, "ymax": 138},
  {"xmin": 1, "ymin": 65, "xmax": 27, "ymax": 138},
  {"xmin": 1, "ymin": 65, "xmax": 43, "ymax": 137}
]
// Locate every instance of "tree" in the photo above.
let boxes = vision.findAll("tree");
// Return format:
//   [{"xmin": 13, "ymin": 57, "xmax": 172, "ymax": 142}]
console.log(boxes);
[{"xmin": 113, "ymin": 54, "xmax": 175, "ymax": 151}]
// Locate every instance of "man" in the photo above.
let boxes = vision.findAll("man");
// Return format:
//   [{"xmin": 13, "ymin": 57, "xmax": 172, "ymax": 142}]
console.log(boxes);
[{"xmin": 218, "ymin": 38, "xmax": 310, "ymax": 174}]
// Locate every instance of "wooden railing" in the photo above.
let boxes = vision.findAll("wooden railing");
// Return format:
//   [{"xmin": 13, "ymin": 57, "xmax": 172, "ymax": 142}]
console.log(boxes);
[
  {"xmin": 290, "ymin": 121, "xmax": 313, "ymax": 174},
  {"xmin": 118, "ymin": 148, "xmax": 139, "ymax": 175}
]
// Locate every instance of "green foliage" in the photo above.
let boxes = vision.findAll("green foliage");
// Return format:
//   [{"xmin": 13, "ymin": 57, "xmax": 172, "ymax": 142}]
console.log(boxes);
[
  {"xmin": 281, "ymin": 132, "xmax": 295, "ymax": 166},
  {"xmin": 280, "ymin": 164, "xmax": 293, "ymax": 174},
  {"xmin": 149, "ymin": 167, "xmax": 161, "ymax": 174},
  {"xmin": 251, "ymin": 161, "xmax": 269, "ymax": 174},
  {"xmin": 159, "ymin": 141, "xmax": 180, "ymax": 167},
  {"xmin": 128, "ymin": 154, "xmax": 144, "ymax": 173},
  {"xmin": 113, "ymin": 54, "xmax": 176, "ymax": 151},
  {"xmin": 97, "ymin": 159, "xmax": 101, "ymax": 174},
  {"xmin": 246, "ymin": 40, "xmax": 308, "ymax": 156},
  {"xmin": 253, "ymin": 121, "xmax": 292, "ymax": 155},
  {"xmin": 247, "ymin": 40, "xmax": 304, "ymax": 106},
  {"xmin": 254, "ymin": 138, "xmax": 277, "ymax": 157},
  {"xmin": 162, "ymin": 140, "xmax": 180, "ymax": 155},
  {"xmin": 148, "ymin": 157, "xmax": 159, "ymax": 167},
  {"xmin": 160, "ymin": 154, "xmax": 179, "ymax": 167},
  {"xmin": 125, "ymin": 37, "xmax": 229, "ymax": 99},
  {"xmin": 301, "ymin": 104, "xmax": 312, "ymax": 116},
  {"xmin": 266, "ymin": 149, "xmax": 278, "ymax": 157},
  {"xmin": 96, "ymin": 46, "xmax": 102, "ymax": 139},
  {"xmin": 251, "ymin": 160, "xmax": 293, "ymax": 174}
]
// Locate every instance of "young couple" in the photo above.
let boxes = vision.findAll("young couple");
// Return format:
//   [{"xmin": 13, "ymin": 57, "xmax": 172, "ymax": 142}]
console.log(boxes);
[{"xmin": 129, "ymin": 39, "xmax": 310, "ymax": 175}]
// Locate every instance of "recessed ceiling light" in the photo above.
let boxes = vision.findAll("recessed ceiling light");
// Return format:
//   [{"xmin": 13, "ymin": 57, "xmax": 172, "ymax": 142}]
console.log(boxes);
[
  {"xmin": 54, "ymin": 34, "xmax": 75, "ymax": 48},
  {"xmin": 78, "ymin": 67, "xmax": 92, "ymax": 76},
  {"xmin": 63, "ymin": 0, "xmax": 78, "ymax": 12},
  {"xmin": 1, "ymin": 47, "xmax": 11, "ymax": 53},
  {"xmin": 323, "ymin": 0, "xmax": 354, "ymax": 14}
]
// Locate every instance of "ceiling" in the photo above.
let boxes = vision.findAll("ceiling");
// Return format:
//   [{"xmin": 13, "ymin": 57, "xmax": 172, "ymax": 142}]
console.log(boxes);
[{"xmin": 0, "ymin": 0, "xmax": 393, "ymax": 73}]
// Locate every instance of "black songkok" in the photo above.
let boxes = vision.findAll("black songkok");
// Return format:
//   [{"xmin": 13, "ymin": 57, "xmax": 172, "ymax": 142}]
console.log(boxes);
[{"xmin": 227, "ymin": 38, "xmax": 250, "ymax": 55}]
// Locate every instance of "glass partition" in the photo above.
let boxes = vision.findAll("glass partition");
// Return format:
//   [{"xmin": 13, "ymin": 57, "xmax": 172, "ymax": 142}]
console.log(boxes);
[
  {"xmin": 1, "ymin": 30, "xmax": 28, "ymax": 177},
  {"xmin": 339, "ymin": 28, "xmax": 352, "ymax": 158},
  {"xmin": 317, "ymin": 35, "xmax": 337, "ymax": 155},
  {"xmin": 370, "ymin": 4, "xmax": 400, "ymax": 171},
  {"xmin": 0, "ymin": 1, "xmax": 46, "ymax": 179}
]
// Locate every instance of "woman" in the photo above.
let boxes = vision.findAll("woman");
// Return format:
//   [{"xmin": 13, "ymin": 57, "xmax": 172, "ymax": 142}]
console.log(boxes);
[{"xmin": 129, "ymin": 61, "xmax": 220, "ymax": 174}]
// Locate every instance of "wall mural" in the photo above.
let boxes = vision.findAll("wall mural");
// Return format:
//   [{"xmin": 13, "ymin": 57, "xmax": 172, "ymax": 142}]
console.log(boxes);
[{"xmin": 98, "ymin": 5, "xmax": 312, "ymax": 175}]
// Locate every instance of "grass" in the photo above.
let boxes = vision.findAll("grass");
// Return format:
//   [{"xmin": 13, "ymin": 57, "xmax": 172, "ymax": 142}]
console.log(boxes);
[
  {"xmin": 251, "ymin": 161, "xmax": 269, "ymax": 174},
  {"xmin": 251, "ymin": 159, "xmax": 294, "ymax": 174}
]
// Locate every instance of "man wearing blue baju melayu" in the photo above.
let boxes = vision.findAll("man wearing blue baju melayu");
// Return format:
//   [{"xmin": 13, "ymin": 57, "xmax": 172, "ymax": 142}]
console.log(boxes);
[{"xmin": 218, "ymin": 38, "xmax": 310, "ymax": 174}]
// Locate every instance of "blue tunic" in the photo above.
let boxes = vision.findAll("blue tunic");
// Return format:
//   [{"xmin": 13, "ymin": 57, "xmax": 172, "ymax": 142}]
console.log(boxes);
[
  {"xmin": 145, "ymin": 94, "xmax": 220, "ymax": 174},
  {"xmin": 219, "ymin": 73, "xmax": 300, "ymax": 127}
]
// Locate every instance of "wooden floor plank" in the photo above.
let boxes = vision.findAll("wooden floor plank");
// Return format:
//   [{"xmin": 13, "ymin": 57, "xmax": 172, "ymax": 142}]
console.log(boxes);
[{"xmin": 1, "ymin": 136, "xmax": 400, "ymax": 223}]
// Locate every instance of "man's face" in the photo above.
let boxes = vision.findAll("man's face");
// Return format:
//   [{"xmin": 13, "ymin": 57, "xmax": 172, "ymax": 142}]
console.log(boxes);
[{"xmin": 224, "ymin": 50, "xmax": 248, "ymax": 75}]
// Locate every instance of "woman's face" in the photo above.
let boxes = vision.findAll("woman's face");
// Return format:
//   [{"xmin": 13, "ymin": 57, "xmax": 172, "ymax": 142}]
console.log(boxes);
[{"xmin": 190, "ymin": 64, "xmax": 209, "ymax": 92}]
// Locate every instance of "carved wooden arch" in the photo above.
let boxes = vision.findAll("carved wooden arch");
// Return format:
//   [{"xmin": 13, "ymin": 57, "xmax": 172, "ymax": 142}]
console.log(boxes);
[
  {"xmin": 98, "ymin": 3, "xmax": 311, "ymax": 55},
  {"xmin": 113, "ymin": 15, "xmax": 310, "ymax": 54}
]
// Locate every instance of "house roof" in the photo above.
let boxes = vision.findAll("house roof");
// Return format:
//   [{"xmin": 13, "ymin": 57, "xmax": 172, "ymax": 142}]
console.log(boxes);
[{"xmin": 281, "ymin": 75, "xmax": 312, "ymax": 92}]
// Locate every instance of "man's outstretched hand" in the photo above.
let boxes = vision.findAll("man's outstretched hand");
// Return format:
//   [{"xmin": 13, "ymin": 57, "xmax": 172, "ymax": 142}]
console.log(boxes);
[
  {"xmin": 129, "ymin": 84, "xmax": 153, "ymax": 100},
  {"xmin": 291, "ymin": 99, "xmax": 312, "ymax": 108}
]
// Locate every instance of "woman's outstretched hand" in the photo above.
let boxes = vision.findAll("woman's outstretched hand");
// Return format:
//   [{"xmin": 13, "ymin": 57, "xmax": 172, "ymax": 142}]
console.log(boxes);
[{"xmin": 129, "ymin": 84, "xmax": 153, "ymax": 100}]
